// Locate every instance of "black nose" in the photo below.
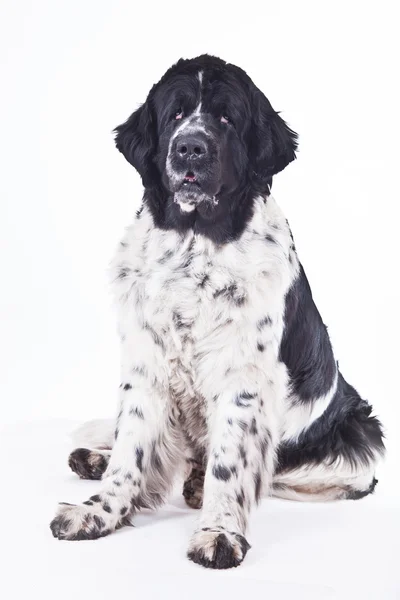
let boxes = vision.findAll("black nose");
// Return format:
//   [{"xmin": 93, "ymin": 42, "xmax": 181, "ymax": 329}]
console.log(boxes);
[{"xmin": 176, "ymin": 134, "xmax": 207, "ymax": 160}]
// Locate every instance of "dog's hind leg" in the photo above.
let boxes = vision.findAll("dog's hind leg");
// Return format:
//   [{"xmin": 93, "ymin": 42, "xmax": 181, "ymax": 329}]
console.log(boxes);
[
  {"xmin": 272, "ymin": 463, "xmax": 378, "ymax": 501},
  {"xmin": 68, "ymin": 448, "xmax": 111, "ymax": 480},
  {"xmin": 183, "ymin": 458, "xmax": 205, "ymax": 509},
  {"xmin": 67, "ymin": 419, "xmax": 114, "ymax": 480},
  {"xmin": 274, "ymin": 397, "xmax": 385, "ymax": 502}
]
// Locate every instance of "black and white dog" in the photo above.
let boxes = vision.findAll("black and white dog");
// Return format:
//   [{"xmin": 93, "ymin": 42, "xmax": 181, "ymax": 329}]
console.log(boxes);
[{"xmin": 50, "ymin": 55, "xmax": 385, "ymax": 569}]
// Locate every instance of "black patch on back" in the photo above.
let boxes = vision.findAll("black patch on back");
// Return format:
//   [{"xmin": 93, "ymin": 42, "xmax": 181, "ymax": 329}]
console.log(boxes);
[{"xmin": 279, "ymin": 265, "xmax": 337, "ymax": 402}]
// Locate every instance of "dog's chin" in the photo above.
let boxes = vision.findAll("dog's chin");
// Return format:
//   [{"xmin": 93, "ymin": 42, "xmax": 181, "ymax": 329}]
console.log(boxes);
[{"xmin": 172, "ymin": 185, "xmax": 219, "ymax": 214}]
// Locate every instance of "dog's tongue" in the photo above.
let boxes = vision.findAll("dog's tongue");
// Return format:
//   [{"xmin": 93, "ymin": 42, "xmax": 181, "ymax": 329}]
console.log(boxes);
[{"xmin": 184, "ymin": 174, "xmax": 196, "ymax": 182}]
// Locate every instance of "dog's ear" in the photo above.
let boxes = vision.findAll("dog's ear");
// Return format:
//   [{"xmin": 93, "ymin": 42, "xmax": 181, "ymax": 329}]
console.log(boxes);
[
  {"xmin": 113, "ymin": 98, "xmax": 157, "ymax": 186},
  {"xmin": 249, "ymin": 89, "xmax": 298, "ymax": 192}
]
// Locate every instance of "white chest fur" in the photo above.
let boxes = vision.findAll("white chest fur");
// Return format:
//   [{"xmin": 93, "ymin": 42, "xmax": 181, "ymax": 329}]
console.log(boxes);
[{"xmin": 111, "ymin": 196, "xmax": 299, "ymax": 447}]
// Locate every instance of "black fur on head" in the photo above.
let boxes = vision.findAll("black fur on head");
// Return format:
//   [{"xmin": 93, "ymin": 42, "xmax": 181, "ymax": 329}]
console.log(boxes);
[{"xmin": 114, "ymin": 55, "xmax": 298, "ymax": 243}]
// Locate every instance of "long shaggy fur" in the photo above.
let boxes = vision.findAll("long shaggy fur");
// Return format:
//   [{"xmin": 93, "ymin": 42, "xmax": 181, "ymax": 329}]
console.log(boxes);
[{"xmin": 50, "ymin": 55, "xmax": 385, "ymax": 569}]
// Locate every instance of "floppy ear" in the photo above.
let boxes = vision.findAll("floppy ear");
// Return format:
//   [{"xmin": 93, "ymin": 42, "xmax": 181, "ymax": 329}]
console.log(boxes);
[
  {"xmin": 249, "ymin": 90, "xmax": 298, "ymax": 192},
  {"xmin": 113, "ymin": 99, "xmax": 157, "ymax": 186}
]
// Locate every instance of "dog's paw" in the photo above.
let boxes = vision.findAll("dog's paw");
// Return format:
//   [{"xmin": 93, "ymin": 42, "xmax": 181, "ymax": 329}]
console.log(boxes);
[
  {"xmin": 68, "ymin": 448, "xmax": 109, "ymax": 480},
  {"xmin": 182, "ymin": 466, "xmax": 204, "ymax": 509},
  {"xmin": 187, "ymin": 527, "xmax": 250, "ymax": 569},
  {"xmin": 50, "ymin": 502, "xmax": 115, "ymax": 541}
]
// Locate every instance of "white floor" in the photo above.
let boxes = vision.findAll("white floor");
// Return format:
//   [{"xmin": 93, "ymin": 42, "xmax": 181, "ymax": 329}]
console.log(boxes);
[{"xmin": 2, "ymin": 420, "xmax": 399, "ymax": 600}]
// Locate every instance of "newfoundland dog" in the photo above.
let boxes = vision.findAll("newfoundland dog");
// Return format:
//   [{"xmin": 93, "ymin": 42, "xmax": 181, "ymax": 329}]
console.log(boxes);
[{"xmin": 50, "ymin": 55, "xmax": 385, "ymax": 569}]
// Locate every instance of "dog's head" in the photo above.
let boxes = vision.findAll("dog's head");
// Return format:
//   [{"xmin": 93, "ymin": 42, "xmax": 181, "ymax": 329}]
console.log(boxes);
[{"xmin": 114, "ymin": 55, "xmax": 297, "ymax": 229}]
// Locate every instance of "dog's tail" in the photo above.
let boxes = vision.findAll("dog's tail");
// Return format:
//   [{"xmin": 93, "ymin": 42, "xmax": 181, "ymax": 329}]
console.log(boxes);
[{"xmin": 71, "ymin": 419, "xmax": 115, "ymax": 450}]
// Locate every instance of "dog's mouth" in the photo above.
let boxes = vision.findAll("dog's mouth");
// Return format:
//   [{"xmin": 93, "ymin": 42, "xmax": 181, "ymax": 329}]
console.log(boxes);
[
  {"xmin": 172, "ymin": 171, "xmax": 219, "ymax": 213},
  {"xmin": 181, "ymin": 171, "xmax": 201, "ymax": 189}
]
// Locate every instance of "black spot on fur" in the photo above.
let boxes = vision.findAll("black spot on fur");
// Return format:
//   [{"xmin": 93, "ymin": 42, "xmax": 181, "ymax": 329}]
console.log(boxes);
[
  {"xmin": 257, "ymin": 316, "xmax": 272, "ymax": 330},
  {"xmin": 83, "ymin": 500, "xmax": 93, "ymax": 506},
  {"xmin": 236, "ymin": 488, "xmax": 245, "ymax": 507},
  {"xmin": 135, "ymin": 447, "xmax": 144, "ymax": 472},
  {"xmin": 254, "ymin": 471, "xmax": 262, "ymax": 502},
  {"xmin": 257, "ymin": 341, "xmax": 265, "ymax": 352},
  {"xmin": 102, "ymin": 503, "xmax": 112, "ymax": 513},
  {"xmin": 123, "ymin": 383, "xmax": 132, "ymax": 391},
  {"xmin": 120, "ymin": 506, "xmax": 128, "ymax": 515},
  {"xmin": 265, "ymin": 234, "xmax": 277, "ymax": 244},
  {"xmin": 237, "ymin": 419, "xmax": 248, "ymax": 431},
  {"xmin": 90, "ymin": 495, "xmax": 101, "ymax": 503},
  {"xmin": 129, "ymin": 406, "xmax": 144, "ymax": 419},
  {"xmin": 199, "ymin": 273, "xmax": 210, "ymax": 287},
  {"xmin": 180, "ymin": 253, "xmax": 194, "ymax": 269},
  {"xmin": 235, "ymin": 391, "xmax": 256, "ymax": 407},
  {"xmin": 118, "ymin": 267, "xmax": 130, "ymax": 279},
  {"xmin": 213, "ymin": 283, "xmax": 246, "ymax": 306},
  {"xmin": 159, "ymin": 249, "xmax": 174, "ymax": 264},
  {"xmin": 144, "ymin": 323, "xmax": 165, "ymax": 349},
  {"xmin": 212, "ymin": 464, "xmax": 231, "ymax": 481},
  {"xmin": 242, "ymin": 391, "xmax": 256, "ymax": 399},
  {"xmin": 93, "ymin": 515, "xmax": 106, "ymax": 529},
  {"xmin": 239, "ymin": 445, "xmax": 248, "ymax": 468},
  {"xmin": 250, "ymin": 418, "xmax": 258, "ymax": 435},
  {"xmin": 260, "ymin": 434, "xmax": 269, "ymax": 461}
]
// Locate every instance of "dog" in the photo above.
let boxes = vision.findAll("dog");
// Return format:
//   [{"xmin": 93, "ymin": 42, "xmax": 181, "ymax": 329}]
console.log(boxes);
[{"xmin": 50, "ymin": 55, "xmax": 385, "ymax": 569}]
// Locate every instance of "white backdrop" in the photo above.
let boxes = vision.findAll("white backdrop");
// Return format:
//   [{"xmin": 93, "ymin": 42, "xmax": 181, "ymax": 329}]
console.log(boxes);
[
  {"xmin": 1, "ymin": 0, "xmax": 399, "ymax": 440},
  {"xmin": 2, "ymin": 3, "xmax": 400, "ymax": 598}
]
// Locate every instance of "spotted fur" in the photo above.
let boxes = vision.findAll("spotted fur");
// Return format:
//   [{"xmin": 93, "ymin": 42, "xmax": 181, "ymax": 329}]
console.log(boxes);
[{"xmin": 50, "ymin": 55, "xmax": 385, "ymax": 569}]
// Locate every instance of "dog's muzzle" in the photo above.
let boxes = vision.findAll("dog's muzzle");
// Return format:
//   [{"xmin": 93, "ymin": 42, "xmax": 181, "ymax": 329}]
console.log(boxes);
[{"xmin": 167, "ymin": 128, "xmax": 220, "ymax": 212}]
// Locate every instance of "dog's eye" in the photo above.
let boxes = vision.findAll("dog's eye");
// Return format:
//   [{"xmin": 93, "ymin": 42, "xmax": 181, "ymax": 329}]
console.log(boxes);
[
  {"xmin": 220, "ymin": 115, "xmax": 230, "ymax": 124},
  {"xmin": 174, "ymin": 109, "xmax": 183, "ymax": 120}
]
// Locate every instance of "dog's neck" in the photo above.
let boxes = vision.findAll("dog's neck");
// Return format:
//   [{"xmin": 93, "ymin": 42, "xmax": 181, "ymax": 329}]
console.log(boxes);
[{"xmin": 142, "ymin": 184, "xmax": 270, "ymax": 244}]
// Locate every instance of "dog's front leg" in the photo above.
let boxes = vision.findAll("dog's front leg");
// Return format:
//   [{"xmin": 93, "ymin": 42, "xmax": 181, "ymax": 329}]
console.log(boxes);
[
  {"xmin": 50, "ymin": 326, "xmax": 182, "ymax": 541},
  {"xmin": 187, "ymin": 365, "xmax": 281, "ymax": 568}
]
